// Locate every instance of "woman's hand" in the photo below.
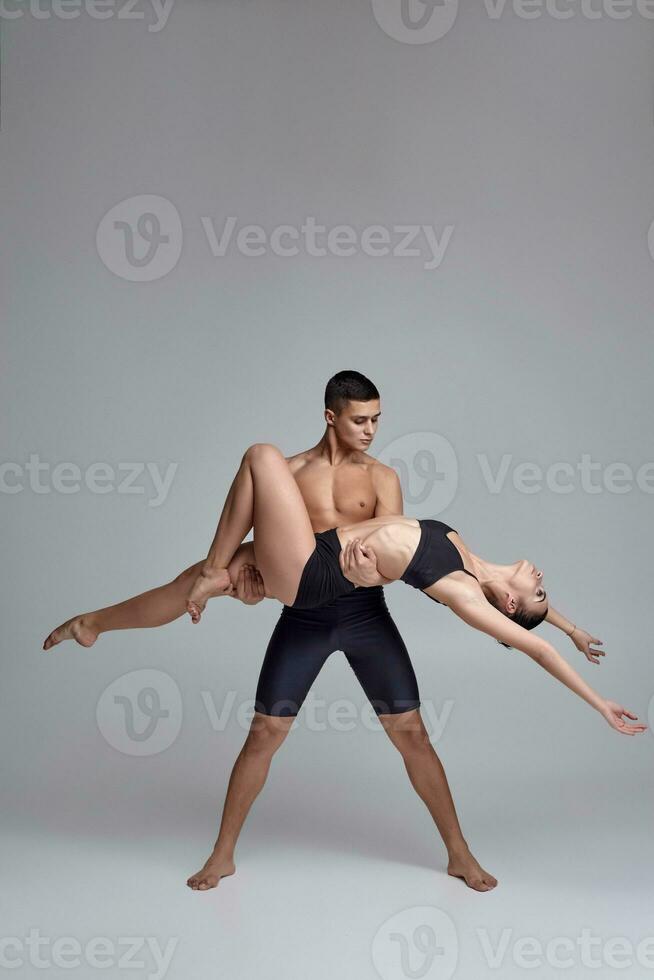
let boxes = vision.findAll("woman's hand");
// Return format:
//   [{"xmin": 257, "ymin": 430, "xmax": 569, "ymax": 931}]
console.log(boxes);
[
  {"xmin": 339, "ymin": 538, "xmax": 391, "ymax": 587},
  {"xmin": 234, "ymin": 564, "xmax": 265, "ymax": 605},
  {"xmin": 570, "ymin": 627, "xmax": 605, "ymax": 664},
  {"xmin": 599, "ymin": 699, "xmax": 648, "ymax": 735}
]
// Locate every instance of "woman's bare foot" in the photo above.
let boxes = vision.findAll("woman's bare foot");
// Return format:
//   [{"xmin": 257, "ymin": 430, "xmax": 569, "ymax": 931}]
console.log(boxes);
[
  {"xmin": 43, "ymin": 615, "xmax": 99, "ymax": 651},
  {"xmin": 186, "ymin": 853, "xmax": 236, "ymax": 891},
  {"xmin": 447, "ymin": 847, "xmax": 498, "ymax": 892},
  {"xmin": 186, "ymin": 567, "xmax": 234, "ymax": 623}
]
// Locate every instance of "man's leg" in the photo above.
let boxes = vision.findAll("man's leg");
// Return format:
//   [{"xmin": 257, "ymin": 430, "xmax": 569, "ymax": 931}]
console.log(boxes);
[
  {"xmin": 379, "ymin": 709, "xmax": 497, "ymax": 891},
  {"xmin": 187, "ymin": 712, "xmax": 294, "ymax": 890},
  {"xmin": 339, "ymin": 589, "xmax": 497, "ymax": 892},
  {"xmin": 187, "ymin": 604, "xmax": 334, "ymax": 890}
]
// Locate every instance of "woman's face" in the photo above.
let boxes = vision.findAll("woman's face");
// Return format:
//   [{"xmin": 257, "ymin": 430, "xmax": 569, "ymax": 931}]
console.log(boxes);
[{"xmin": 508, "ymin": 559, "xmax": 548, "ymax": 616}]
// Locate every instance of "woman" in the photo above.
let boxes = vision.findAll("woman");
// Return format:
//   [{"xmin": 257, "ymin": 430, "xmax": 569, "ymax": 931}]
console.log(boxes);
[
  {"xmin": 178, "ymin": 442, "xmax": 643, "ymax": 737},
  {"xmin": 45, "ymin": 442, "xmax": 644, "ymax": 737}
]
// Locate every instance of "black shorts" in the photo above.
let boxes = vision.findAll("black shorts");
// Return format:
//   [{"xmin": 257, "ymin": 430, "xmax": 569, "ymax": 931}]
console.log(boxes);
[
  {"xmin": 291, "ymin": 527, "xmax": 356, "ymax": 609},
  {"xmin": 254, "ymin": 585, "xmax": 420, "ymax": 717}
]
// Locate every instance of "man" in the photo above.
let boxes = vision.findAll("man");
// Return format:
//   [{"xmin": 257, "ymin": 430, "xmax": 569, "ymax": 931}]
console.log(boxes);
[{"xmin": 44, "ymin": 370, "xmax": 498, "ymax": 891}]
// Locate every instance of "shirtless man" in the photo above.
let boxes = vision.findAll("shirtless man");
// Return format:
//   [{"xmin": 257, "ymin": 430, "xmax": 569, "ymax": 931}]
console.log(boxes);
[{"xmin": 48, "ymin": 370, "xmax": 592, "ymax": 893}]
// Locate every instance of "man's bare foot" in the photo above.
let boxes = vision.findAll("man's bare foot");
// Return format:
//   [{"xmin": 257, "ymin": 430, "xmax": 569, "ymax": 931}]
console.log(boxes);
[
  {"xmin": 186, "ymin": 567, "xmax": 234, "ymax": 623},
  {"xmin": 43, "ymin": 615, "xmax": 99, "ymax": 651},
  {"xmin": 186, "ymin": 853, "xmax": 236, "ymax": 891},
  {"xmin": 447, "ymin": 848, "xmax": 498, "ymax": 892}
]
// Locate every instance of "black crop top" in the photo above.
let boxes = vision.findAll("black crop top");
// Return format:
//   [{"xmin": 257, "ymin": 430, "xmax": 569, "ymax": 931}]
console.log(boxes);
[{"xmin": 400, "ymin": 519, "xmax": 478, "ymax": 604}]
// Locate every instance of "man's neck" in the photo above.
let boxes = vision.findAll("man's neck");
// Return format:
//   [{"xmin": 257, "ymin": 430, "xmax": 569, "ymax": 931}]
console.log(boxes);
[{"xmin": 314, "ymin": 427, "xmax": 362, "ymax": 466}]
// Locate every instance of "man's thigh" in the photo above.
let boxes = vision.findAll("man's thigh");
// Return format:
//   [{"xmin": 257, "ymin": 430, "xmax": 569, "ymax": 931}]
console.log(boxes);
[
  {"xmin": 254, "ymin": 608, "xmax": 336, "ymax": 717},
  {"xmin": 339, "ymin": 599, "xmax": 421, "ymax": 716}
]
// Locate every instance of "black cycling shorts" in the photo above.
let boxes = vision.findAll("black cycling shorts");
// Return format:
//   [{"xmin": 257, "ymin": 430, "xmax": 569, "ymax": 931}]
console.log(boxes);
[{"xmin": 254, "ymin": 585, "xmax": 420, "ymax": 717}]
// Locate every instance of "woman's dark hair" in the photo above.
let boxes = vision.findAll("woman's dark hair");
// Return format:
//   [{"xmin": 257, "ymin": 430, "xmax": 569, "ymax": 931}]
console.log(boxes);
[
  {"xmin": 324, "ymin": 371, "xmax": 380, "ymax": 413},
  {"xmin": 496, "ymin": 602, "xmax": 549, "ymax": 649}
]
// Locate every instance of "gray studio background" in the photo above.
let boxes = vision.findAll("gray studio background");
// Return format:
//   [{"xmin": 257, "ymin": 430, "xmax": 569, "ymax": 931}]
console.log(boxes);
[{"xmin": 2, "ymin": 2, "xmax": 654, "ymax": 979}]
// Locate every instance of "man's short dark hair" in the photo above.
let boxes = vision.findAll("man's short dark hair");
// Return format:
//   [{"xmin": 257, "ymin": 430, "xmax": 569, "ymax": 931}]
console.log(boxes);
[{"xmin": 324, "ymin": 371, "xmax": 380, "ymax": 413}]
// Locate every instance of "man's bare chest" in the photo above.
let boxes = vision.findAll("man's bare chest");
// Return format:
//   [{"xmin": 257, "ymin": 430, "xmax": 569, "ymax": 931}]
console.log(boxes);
[{"xmin": 293, "ymin": 464, "xmax": 377, "ymax": 523}]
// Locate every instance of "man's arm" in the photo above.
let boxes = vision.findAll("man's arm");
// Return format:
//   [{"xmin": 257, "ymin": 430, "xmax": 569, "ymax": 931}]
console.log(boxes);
[
  {"xmin": 373, "ymin": 464, "xmax": 404, "ymax": 517},
  {"xmin": 339, "ymin": 463, "xmax": 401, "ymax": 588},
  {"xmin": 340, "ymin": 463, "xmax": 403, "ymax": 587},
  {"xmin": 546, "ymin": 605, "xmax": 606, "ymax": 664},
  {"xmin": 340, "ymin": 537, "xmax": 393, "ymax": 586}
]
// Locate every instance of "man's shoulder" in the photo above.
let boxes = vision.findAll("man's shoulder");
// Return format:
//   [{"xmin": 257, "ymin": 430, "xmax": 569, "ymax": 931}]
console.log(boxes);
[
  {"xmin": 284, "ymin": 447, "xmax": 399, "ymax": 486},
  {"xmin": 368, "ymin": 457, "xmax": 400, "ymax": 486}
]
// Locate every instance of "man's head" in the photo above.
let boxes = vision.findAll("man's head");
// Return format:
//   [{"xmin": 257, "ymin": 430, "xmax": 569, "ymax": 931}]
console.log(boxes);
[{"xmin": 324, "ymin": 370, "xmax": 381, "ymax": 451}]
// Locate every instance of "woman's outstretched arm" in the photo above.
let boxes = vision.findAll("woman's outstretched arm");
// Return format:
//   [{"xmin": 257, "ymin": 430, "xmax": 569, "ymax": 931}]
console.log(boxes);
[
  {"xmin": 443, "ymin": 591, "xmax": 647, "ymax": 736},
  {"xmin": 545, "ymin": 605, "xmax": 606, "ymax": 664}
]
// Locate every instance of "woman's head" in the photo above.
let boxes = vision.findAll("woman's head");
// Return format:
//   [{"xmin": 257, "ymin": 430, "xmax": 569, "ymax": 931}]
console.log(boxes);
[{"xmin": 485, "ymin": 559, "xmax": 549, "ymax": 648}]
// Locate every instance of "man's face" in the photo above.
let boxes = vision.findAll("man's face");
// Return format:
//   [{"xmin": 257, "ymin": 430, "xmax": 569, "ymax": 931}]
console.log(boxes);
[{"xmin": 329, "ymin": 399, "xmax": 381, "ymax": 451}]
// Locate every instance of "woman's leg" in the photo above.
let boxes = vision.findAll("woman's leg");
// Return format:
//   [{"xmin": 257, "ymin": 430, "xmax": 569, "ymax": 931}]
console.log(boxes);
[
  {"xmin": 44, "ymin": 443, "xmax": 314, "ymax": 643},
  {"xmin": 42, "ymin": 560, "xmax": 205, "ymax": 650},
  {"xmin": 42, "ymin": 543, "xmax": 260, "ymax": 651},
  {"xmin": 186, "ymin": 443, "xmax": 316, "ymax": 619}
]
